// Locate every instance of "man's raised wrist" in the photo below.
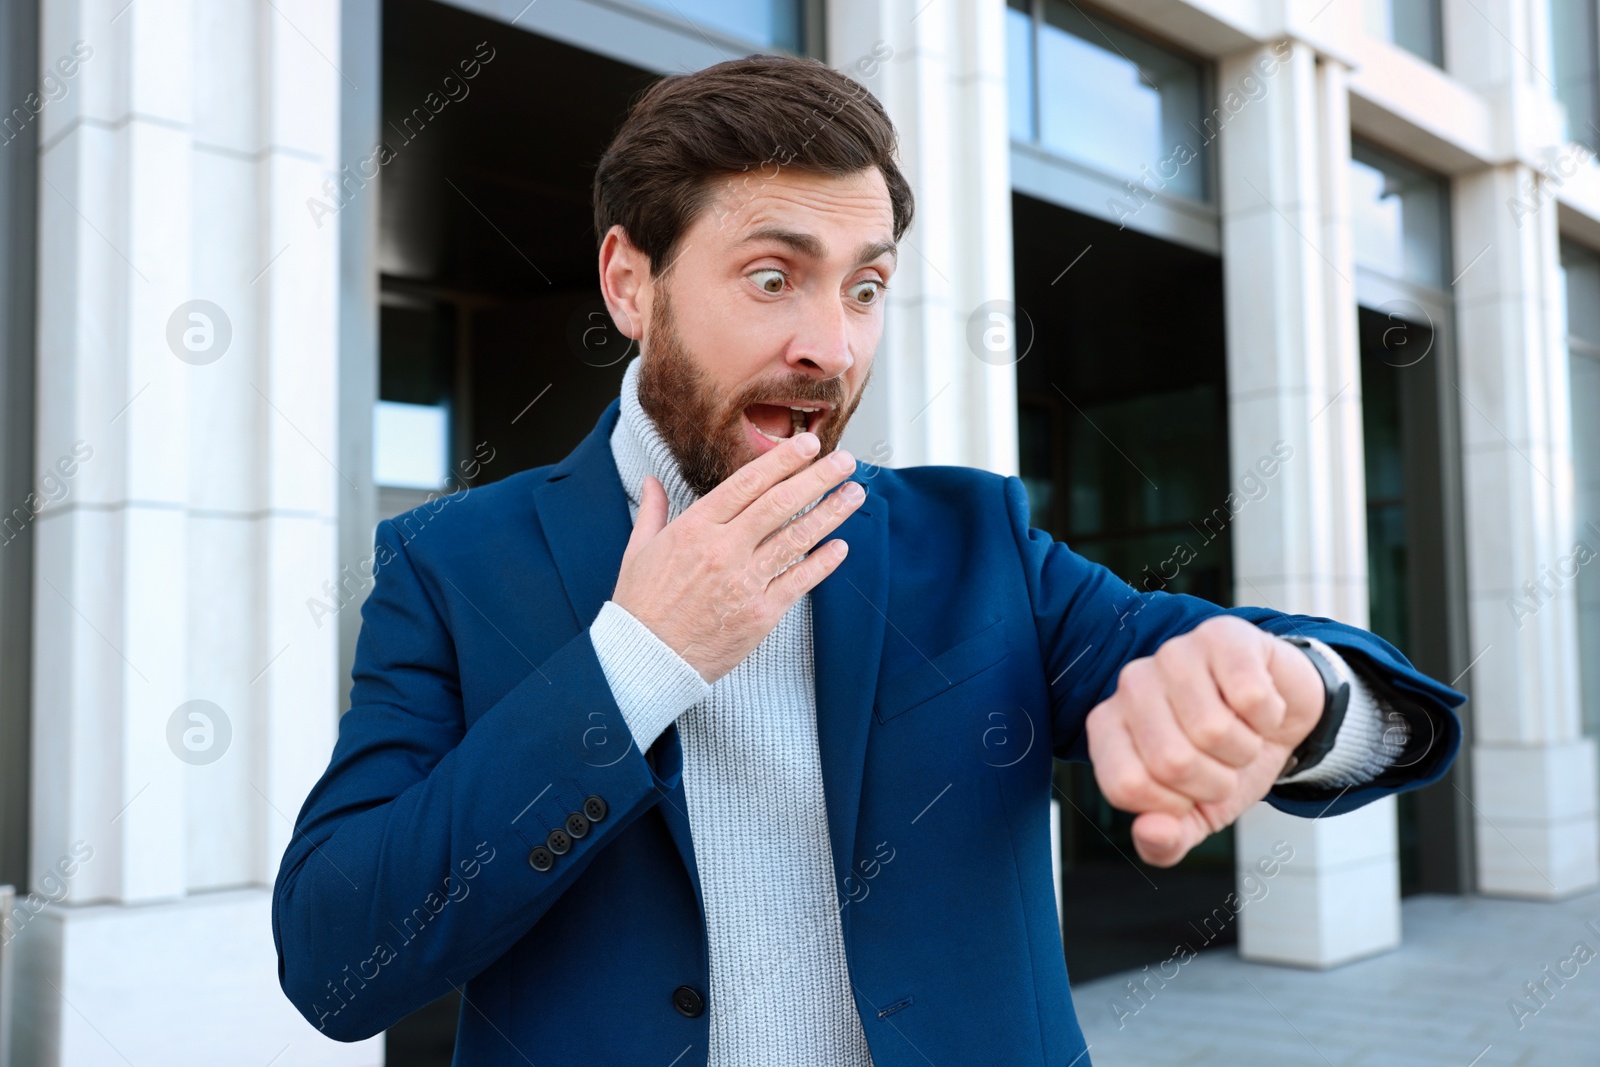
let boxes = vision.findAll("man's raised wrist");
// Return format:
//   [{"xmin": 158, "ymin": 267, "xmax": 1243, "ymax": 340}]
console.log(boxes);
[
  {"xmin": 1276, "ymin": 637, "xmax": 1409, "ymax": 788},
  {"xmin": 589, "ymin": 599, "xmax": 712, "ymax": 751}
]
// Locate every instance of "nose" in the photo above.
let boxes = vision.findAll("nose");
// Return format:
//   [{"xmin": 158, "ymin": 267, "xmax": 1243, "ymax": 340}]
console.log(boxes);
[{"xmin": 784, "ymin": 291, "xmax": 855, "ymax": 381}]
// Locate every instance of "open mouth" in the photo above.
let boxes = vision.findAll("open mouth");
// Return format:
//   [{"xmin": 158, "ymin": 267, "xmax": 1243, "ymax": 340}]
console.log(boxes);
[{"xmin": 743, "ymin": 401, "xmax": 829, "ymax": 443}]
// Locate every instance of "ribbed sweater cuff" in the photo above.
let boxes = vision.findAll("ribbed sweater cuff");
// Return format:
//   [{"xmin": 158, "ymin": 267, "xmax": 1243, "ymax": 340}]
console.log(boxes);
[
  {"xmin": 1276, "ymin": 637, "xmax": 1408, "ymax": 788},
  {"xmin": 589, "ymin": 600, "xmax": 711, "ymax": 751}
]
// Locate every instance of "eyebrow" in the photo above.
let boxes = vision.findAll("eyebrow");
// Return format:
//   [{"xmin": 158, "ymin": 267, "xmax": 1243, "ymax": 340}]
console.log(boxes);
[{"xmin": 735, "ymin": 226, "xmax": 898, "ymax": 267}]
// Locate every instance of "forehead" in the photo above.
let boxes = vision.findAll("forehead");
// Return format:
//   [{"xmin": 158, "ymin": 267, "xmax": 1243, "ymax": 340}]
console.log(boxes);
[{"xmin": 699, "ymin": 166, "xmax": 895, "ymax": 259}]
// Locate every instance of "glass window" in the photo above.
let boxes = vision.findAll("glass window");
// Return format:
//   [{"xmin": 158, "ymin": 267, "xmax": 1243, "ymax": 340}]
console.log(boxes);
[
  {"xmin": 1018, "ymin": 400, "xmax": 1055, "ymax": 527},
  {"xmin": 1007, "ymin": 0, "xmax": 1036, "ymax": 143},
  {"xmin": 1031, "ymin": 0, "xmax": 1209, "ymax": 202},
  {"xmin": 631, "ymin": 0, "xmax": 803, "ymax": 51},
  {"xmin": 1562, "ymin": 241, "xmax": 1600, "ymax": 748},
  {"xmin": 1364, "ymin": 0, "xmax": 1444, "ymax": 65},
  {"xmin": 1062, "ymin": 385, "xmax": 1231, "ymax": 604},
  {"xmin": 1357, "ymin": 302, "xmax": 1448, "ymax": 895},
  {"xmin": 378, "ymin": 298, "xmax": 456, "ymax": 490},
  {"xmin": 1550, "ymin": 0, "xmax": 1599, "ymax": 150},
  {"xmin": 1358, "ymin": 308, "xmax": 1432, "ymax": 653},
  {"xmin": 374, "ymin": 401, "xmax": 450, "ymax": 489},
  {"xmin": 1350, "ymin": 142, "xmax": 1451, "ymax": 289}
]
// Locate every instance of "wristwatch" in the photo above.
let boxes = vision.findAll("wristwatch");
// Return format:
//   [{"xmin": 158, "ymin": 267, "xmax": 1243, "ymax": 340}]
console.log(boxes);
[{"xmin": 1278, "ymin": 635, "xmax": 1351, "ymax": 778}]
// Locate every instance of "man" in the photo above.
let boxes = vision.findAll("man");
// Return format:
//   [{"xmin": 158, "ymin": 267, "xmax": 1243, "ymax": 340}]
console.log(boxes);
[{"xmin": 273, "ymin": 54, "xmax": 1463, "ymax": 1066}]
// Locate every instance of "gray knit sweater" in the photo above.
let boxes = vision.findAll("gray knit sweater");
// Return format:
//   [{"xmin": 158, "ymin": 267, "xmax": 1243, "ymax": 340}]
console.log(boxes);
[
  {"xmin": 587, "ymin": 355, "xmax": 1403, "ymax": 1065},
  {"xmin": 591, "ymin": 356, "xmax": 874, "ymax": 1065}
]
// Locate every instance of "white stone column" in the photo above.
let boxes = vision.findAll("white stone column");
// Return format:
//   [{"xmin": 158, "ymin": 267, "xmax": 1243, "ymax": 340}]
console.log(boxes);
[
  {"xmin": 1443, "ymin": 0, "xmax": 1600, "ymax": 899},
  {"xmin": 825, "ymin": 0, "xmax": 1018, "ymax": 477},
  {"xmin": 1451, "ymin": 164, "xmax": 1599, "ymax": 896},
  {"xmin": 1219, "ymin": 40, "xmax": 1403, "ymax": 967},
  {"xmin": 18, "ymin": 1, "xmax": 377, "ymax": 1063}
]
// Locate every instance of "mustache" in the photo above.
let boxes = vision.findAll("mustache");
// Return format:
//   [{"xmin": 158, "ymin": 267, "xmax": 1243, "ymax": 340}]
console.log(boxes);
[{"xmin": 730, "ymin": 377, "xmax": 847, "ymax": 410}]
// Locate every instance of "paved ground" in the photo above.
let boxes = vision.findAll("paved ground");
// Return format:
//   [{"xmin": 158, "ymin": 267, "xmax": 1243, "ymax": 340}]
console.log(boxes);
[{"xmin": 1071, "ymin": 890, "xmax": 1600, "ymax": 1067}]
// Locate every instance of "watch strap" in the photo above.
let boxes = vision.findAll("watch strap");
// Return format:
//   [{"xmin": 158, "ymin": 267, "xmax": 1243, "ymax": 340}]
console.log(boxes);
[{"xmin": 1279, "ymin": 635, "xmax": 1351, "ymax": 777}]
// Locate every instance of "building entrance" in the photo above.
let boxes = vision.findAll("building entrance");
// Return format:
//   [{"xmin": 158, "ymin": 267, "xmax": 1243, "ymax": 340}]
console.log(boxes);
[{"xmin": 1012, "ymin": 191, "xmax": 1237, "ymax": 981}]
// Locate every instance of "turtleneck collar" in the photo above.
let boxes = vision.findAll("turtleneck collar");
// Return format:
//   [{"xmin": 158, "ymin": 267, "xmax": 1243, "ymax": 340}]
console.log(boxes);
[{"xmin": 610, "ymin": 355, "xmax": 700, "ymax": 523}]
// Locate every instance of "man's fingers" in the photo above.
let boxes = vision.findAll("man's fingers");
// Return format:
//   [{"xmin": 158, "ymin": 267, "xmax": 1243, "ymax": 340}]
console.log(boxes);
[
  {"xmin": 1210, "ymin": 636, "xmax": 1286, "ymax": 736},
  {"xmin": 1130, "ymin": 735, "xmax": 1291, "ymax": 866},
  {"xmin": 1157, "ymin": 644, "xmax": 1264, "ymax": 768},
  {"xmin": 1131, "ymin": 810, "xmax": 1207, "ymax": 867},
  {"xmin": 1086, "ymin": 707, "xmax": 1193, "ymax": 818},
  {"xmin": 752, "ymin": 480, "xmax": 865, "ymax": 580},
  {"xmin": 694, "ymin": 431, "xmax": 821, "ymax": 524},
  {"xmin": 1123, "ymin": 685, "xmax": 1240, "ymax": 804},
  {"xmin": 1101, "ymin": 619, "xmax": 1322, "ymax": 868},
  {"xmin": 738, "ymin": 448, "xmax": 857, "ymax": 545},
  {"xmin": 1263, "ymin": 637, "xmax": 1329, "ymax": 744},
  {"xmin": 766, "ymin": 535, "xmax": 849, "ymax": 607},
  {"xmin": 624, "ymin": 475, "xmax": 668, "ymax": 557}
]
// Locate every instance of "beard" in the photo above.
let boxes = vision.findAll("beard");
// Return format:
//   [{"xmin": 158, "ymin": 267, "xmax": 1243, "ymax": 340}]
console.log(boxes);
[{"xmin": 635, "ymin": 280, "xmax": 870, "ymax": 498}]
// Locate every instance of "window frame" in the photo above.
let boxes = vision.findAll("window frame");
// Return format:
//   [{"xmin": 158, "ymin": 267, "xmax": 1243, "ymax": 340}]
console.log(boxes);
[{"xmin": 1005, "ymin": 0, "xmax": 1221, "ymax": 255}]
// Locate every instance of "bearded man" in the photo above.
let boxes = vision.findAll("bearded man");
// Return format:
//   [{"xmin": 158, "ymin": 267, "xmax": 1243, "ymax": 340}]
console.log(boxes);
[{"xmin": 273, "ymin": 53, "xmax": 1462, "ymax": 1067}]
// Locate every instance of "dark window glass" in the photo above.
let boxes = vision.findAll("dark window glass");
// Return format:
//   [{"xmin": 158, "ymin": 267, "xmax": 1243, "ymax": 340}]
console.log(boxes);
[
  {"xmin": 1063, "ymin": 386, "xmax": 1230, "ymax": 606},
  {"xmin": 1360, "ymin": 320, "xmax": 1413, "ymax": 653},
  {"xmin": 1359, "ymin": 304, "xmax": 1440, "ymax": 895},
  {"xmin": 1018, "ymin": 399, "xmax": 1055, "ymax": 527},
  {"xmin": 377, "ymin": 299, "xmax": 457, "ymax": 490},
  {"xmin": 1016, "ymin": 195, "xmax": 1233, "ymax": 978}
]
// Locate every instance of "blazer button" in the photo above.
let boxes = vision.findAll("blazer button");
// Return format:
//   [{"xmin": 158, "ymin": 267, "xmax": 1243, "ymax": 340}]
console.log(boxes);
[
  {"xmin": 546, "ymin": 828, "xmax": 572, "ymax": 856},
  {"xmin": 527, "ymin": 846, "xmax": 554, "ymax": 873},
  {"xmin": 583, "ymin": 795, "xmax": 608, "ymax": 823},
  {"xmin": 564, "ymin": 811, "xmax": 591, "ymax": 839},
  {"xmin": 672, "ymin": 985, "xmax": 705, "ymax": 1018}
]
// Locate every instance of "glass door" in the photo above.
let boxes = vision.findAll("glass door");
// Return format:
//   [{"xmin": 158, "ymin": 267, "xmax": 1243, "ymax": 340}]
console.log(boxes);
[
  {"xmin": 1349, "ymin": 141, "xmax": 1472, "ymax": 894},
  {"xmin": 1015, "ymin": 191, "xmax": 1234, "ymax": 980}
]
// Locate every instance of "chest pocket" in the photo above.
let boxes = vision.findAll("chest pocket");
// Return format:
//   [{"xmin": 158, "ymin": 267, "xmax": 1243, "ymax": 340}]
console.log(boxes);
[{"xmin": 873, "ymin": 617, "xmax": 1010, "ymax": 724}]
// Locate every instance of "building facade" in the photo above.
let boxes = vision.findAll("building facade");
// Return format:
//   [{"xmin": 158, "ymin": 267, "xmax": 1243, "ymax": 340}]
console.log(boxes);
[{"xmin": 0, "ymin": 0, "xmax": 1596, "ymax": 1063}]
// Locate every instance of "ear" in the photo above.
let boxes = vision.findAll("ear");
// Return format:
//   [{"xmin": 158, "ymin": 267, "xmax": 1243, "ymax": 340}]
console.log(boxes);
[{"xmin": 598, "ymin": 225, "xmax": 651, "ymax": 340}]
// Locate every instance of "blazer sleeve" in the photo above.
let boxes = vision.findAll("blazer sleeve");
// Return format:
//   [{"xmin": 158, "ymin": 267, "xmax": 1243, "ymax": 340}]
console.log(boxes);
[
  {"xmin": 271, "ymin": 516, "xmax": 681, "ymax": 1041},
  {"xmin": 1001, "ymin": 475, "xmax": 1465, "ymax": 820}
]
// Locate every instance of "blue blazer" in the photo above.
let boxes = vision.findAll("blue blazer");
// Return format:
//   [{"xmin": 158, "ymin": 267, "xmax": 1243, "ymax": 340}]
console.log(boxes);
[{"xmin": 273, "ymin": 399, "xmax": 1464, "ymax": 1065}]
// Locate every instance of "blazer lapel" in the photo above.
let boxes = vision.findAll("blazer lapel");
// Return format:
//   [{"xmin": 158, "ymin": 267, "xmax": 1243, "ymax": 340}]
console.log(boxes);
[
  {"xmin": 529, "ymin": 400, "xmax": 704, "ymax": 913},
  {"xmin": 530, "ymin": 399, "xmax": 630, "ymax": 631},
  {"xmin": 809, "ymin": 475, "xmax": 889, "ymax": 936}
]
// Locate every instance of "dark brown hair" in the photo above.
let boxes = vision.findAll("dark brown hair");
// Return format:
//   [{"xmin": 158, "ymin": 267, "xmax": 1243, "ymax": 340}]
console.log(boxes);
[{"xmin": 592, "ymin": 53, "xmax": 915, "ymax": 277}]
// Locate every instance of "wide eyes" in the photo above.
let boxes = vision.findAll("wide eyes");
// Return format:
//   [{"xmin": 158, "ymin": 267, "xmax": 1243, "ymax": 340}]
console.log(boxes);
[
  {"xmin": 847, "ymin": 279, "xmax": 884, "ymax": 305},
  {"xmin": 750, "ymin": 268, "xmax": 786, "ymax": 294},
  {"xmin": 747, "ymin": 268, "xmax": 885, "ymax": 305}
]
